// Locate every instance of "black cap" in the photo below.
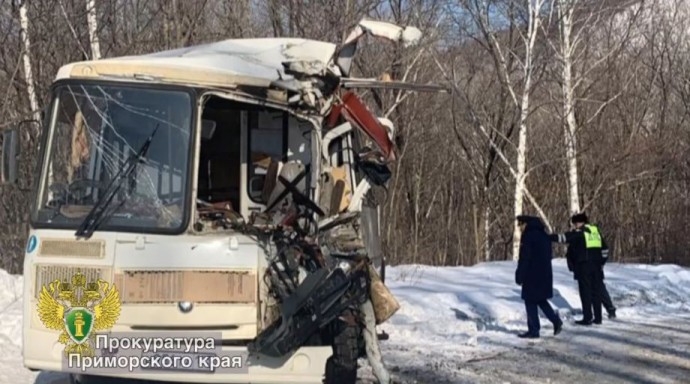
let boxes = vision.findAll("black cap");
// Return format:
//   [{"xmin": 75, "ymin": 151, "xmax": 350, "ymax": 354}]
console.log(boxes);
[
  {"xmin": 570, "ymin": 213, "xmax": 588, "ymax": 224},
  {"xmin": 517, "ymin": 215, "xmax": 538, "ymax": 224}
]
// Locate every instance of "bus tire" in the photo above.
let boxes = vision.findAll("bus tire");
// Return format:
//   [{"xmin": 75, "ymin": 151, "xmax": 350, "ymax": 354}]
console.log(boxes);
[{"xmin": 324, "ymin": 311, "xmax": 361, "ymax": 384}]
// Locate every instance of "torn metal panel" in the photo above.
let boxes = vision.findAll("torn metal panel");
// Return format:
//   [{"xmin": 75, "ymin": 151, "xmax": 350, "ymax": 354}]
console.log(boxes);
[
  {"xmin": 354, "ymin": 19, "xmax": 423, "ymax": 46},
  {"xmin": 326, "ymin": 104, "xmax": 344, "ymax": 128},
  {"xmin": 321, "ymin": 122, "xmax": 353, "ymax": 161},
  {"xmin": 283, "ymin": 60, "xmax": 329, "ymax": 77},
  {"xmin": 348, "ymin": 179, "xmax": 373, "ymax": 213},
  {"xmin": 336, "ymin": 18, "xmax": 424, "ymax": 77},
  {"xmin": 336, "ymin": 91, "xmax": 396, "ymax": 161}
]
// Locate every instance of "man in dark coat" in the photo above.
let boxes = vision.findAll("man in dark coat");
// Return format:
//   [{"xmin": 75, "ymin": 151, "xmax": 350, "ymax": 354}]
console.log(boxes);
[
  {"xmin": 550, "ymin": 213, "xmax": 612, "ymax": 325},
  {"xmin": 515, "ymin": 215, "xmax": 563, "ymax": 338}
]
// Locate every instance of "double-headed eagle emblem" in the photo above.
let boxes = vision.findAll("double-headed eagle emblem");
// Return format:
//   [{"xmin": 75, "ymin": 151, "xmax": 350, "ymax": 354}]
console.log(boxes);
[{"xmin": 37, "ymin": 271, "xmax": 121, "ymax": 357}]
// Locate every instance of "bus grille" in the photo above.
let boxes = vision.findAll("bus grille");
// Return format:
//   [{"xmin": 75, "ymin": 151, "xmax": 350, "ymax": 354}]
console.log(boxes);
[
  {"xmin": 114, "ymin": 270, "xmax": 257, "ymax": 304},
  {"xmin": 35, "ymin": 265, "xmax": 109, "ymax": 299},
  {"xmin": 39, "ymin": 239, "xmax": 104, "ymax": 258}
]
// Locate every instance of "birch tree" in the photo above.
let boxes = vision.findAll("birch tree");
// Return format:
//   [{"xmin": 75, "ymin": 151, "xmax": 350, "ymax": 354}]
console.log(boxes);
[
  {"xmin": 86, "ymin": 0, "xmax": 101, "ymax": 59},
  {"xmin": 431, "ymin": 53, "xmax": 554, "ymax": 256},
  {"xmin": 510, "ymin": 0, "xmax": 546, "ymax": 260},
  {"xmin": 557, "ymin": 0, "xmax": 581, "ymax": 214},
  {"xmin": 18, "ymin": 1, "xmax": 39, "ymax": 123},
  {"xmin": 552, "ymin": 0, "xmax": 642, "ymax": 216},
  {"xmin": 462, "ymin": 0, "xmax": 548, "ymax": 259}
]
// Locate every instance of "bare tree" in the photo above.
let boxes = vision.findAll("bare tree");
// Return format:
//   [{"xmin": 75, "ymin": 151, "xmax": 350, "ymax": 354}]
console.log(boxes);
[
  {"xmin": 550, "ymin": 0, "xmax": 643, "ymax": 216},
  {"xmin": 556, "ymin": 0, "xmax": 581, "ymax": 215},
  {"xmin": 1, "ymin": 0, "xmax": 690, "ymax": 270},
  {"xmin": 459, "ymin": 0, "xmax": 549, "ymax": 259}
]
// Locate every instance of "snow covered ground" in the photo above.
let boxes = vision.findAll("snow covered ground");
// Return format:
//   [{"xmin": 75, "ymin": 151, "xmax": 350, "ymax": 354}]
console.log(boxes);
[
  {"xmin": 366, "ymin": 259, "xmax": 690, "ymax": 383},
  {"xmin": 1, "ymin": 259, "xmax": 689, "ymax": 384}
]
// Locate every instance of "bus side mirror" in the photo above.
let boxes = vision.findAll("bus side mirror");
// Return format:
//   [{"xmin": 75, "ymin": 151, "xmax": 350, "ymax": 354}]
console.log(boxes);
[
  {"xmin": 0, "ymin": 119, "xmax": 40, "ymax": 185},
  {"xmin": 0, "ymin": 128, "xmax": 19, "ymax": 184}
]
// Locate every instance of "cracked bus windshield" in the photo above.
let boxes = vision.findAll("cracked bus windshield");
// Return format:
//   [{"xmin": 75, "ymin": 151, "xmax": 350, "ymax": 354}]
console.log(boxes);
[{"xmin": 33, "ymin": 83, "xmax": 193, "ymax": 232}]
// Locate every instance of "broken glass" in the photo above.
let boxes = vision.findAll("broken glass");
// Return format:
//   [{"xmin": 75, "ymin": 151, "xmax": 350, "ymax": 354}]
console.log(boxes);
[{"xmin": 32, "ymin": 83, "xmax": 193, "ymax": 232}]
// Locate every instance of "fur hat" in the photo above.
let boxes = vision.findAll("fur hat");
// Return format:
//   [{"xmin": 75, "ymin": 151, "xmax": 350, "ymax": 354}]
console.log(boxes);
[{"xmin": 570, "ymin": 213, "xmax": 588, "ymax": 224}]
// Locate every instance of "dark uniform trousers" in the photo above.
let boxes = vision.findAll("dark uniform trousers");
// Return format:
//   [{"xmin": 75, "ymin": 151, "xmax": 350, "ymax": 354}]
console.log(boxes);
[
  {"xmin": 577, "ymin": 261, "xmax": 604, "ymax": 322},
  {"xmin": 601, "ymin": 282, "xmax": 615, "ymax": 314},
  {"xmin": 525, "ymin": 300, "xmax": 560, "ymax": 334}
]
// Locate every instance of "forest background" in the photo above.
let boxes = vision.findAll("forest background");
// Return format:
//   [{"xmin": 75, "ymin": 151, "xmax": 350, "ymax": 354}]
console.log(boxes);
[{"xmin": 1, "ymin": 0, "xmax": 688, "ymax": 274}]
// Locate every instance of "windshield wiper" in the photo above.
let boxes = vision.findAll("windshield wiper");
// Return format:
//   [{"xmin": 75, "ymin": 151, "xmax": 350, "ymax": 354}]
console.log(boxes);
[{"xmin": 75, "ymin": 124, "xmax": 160, "ymax": 239}]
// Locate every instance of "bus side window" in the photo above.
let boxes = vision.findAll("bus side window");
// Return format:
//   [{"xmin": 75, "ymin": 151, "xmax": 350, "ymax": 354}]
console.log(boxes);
[{"xmin": 247, "ymin": 111, "xmax": 284, "ymax": 203}]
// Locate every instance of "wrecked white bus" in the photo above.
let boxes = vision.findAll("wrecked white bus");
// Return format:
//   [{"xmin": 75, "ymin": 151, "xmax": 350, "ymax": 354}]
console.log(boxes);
[{"xmin": 11, "ymin": 19, "xmax": 444, "ymax": 384}]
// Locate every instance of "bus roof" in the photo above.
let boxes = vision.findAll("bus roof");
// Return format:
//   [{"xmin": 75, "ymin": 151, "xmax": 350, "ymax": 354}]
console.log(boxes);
[{"xmin": 55, "ymin": 38, "xmax": 338, "ymax": 90}]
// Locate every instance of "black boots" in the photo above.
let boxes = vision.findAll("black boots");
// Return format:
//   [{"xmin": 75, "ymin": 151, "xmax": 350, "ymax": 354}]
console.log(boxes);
[
  {"xmin": 575, "ymin": 318, "xmax": 603, "ymax": 325},
  {"xmin": 519, "ymin": 319, "xmax": 563, "ymax": 338}
]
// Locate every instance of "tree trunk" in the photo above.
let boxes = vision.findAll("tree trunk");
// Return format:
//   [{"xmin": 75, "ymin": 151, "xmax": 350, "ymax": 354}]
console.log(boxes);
[
  {"xmin": 559, "ymin": 0, "xmax": 581, "ymax": 215},
  {"xmin": 511, "ymin": 1, "xmax": 542, "ymax": 261},
  {"xmin": 484, "ymin": 204, "xmax": 491, "ymax": 262},
  {"xmin": 19, "ymin": 1, "xmax": 39, "ymax": 122},
  {"xmin": 86, "ymin": 0, "xmax": 101, "ymax": 59},
  {"xmin": 512, "ymin": 95, "xmax": 529, "ymax": 260}
]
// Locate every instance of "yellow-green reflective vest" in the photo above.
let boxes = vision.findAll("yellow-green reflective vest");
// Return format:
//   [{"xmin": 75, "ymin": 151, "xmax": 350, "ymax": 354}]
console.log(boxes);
[{"xmin": 584, "ymin": 224, "xmax": 602, "ymax": 249}]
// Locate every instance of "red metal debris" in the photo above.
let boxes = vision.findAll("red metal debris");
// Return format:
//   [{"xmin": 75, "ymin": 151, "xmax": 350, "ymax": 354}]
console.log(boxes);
[{"xmin": 333, "ymin": 91, "xmax": 395, "ymax": 161}]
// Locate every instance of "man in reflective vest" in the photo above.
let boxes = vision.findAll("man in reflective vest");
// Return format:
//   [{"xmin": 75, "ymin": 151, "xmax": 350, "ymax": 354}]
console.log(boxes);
[
  {"xmin": 585, "ymin": 223, "xmax": 617, "ymax": 319},
  {"xmin": 550, "ymin": 213, "xmax": 613, "ymax": 325}
]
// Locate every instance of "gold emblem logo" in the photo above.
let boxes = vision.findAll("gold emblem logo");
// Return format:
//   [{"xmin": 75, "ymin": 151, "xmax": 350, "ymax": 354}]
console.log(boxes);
[{"xmin": 37, "ymin": 271, "xmax": 121, "ymax": 357}]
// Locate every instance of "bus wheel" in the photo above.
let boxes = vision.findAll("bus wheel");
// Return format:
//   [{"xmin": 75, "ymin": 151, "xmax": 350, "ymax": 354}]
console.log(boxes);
[{"xmin": 324, "ymin": 310, "xmax": 361, "ymax": 384}]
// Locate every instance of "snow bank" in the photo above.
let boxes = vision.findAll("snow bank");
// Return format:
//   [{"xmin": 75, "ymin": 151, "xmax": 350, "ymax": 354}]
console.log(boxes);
[
  {"xmin": 0, "ymin": 269, "xmax": 22, "ymax": 347},
  {"xmin": 378, "ymin": 259, "xmax": 690, "ymax": 357},
  {"xmin": 373, "ymin": 259, "xmax": 690, "ymax": 383},
  {"xmin": 0, "ymin": 270, "xmax": 31, "ymax": 384}
]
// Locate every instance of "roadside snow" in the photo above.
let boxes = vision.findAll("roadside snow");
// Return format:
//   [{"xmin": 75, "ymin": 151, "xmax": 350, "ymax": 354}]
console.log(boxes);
[
  {"xmin": 0, "ymin": 269, "xmax": 36, "ymax": 384},
  {"xmin": 380, "ymin": 259, "xmax": 690, "ymax": 345},
  {"xmin": 1, "ymin": 259, "xmax": 689, "ymax": 384},
  {"xmin": 366, "ymin": 259, "xmax": 690, "ymax": 383}
]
